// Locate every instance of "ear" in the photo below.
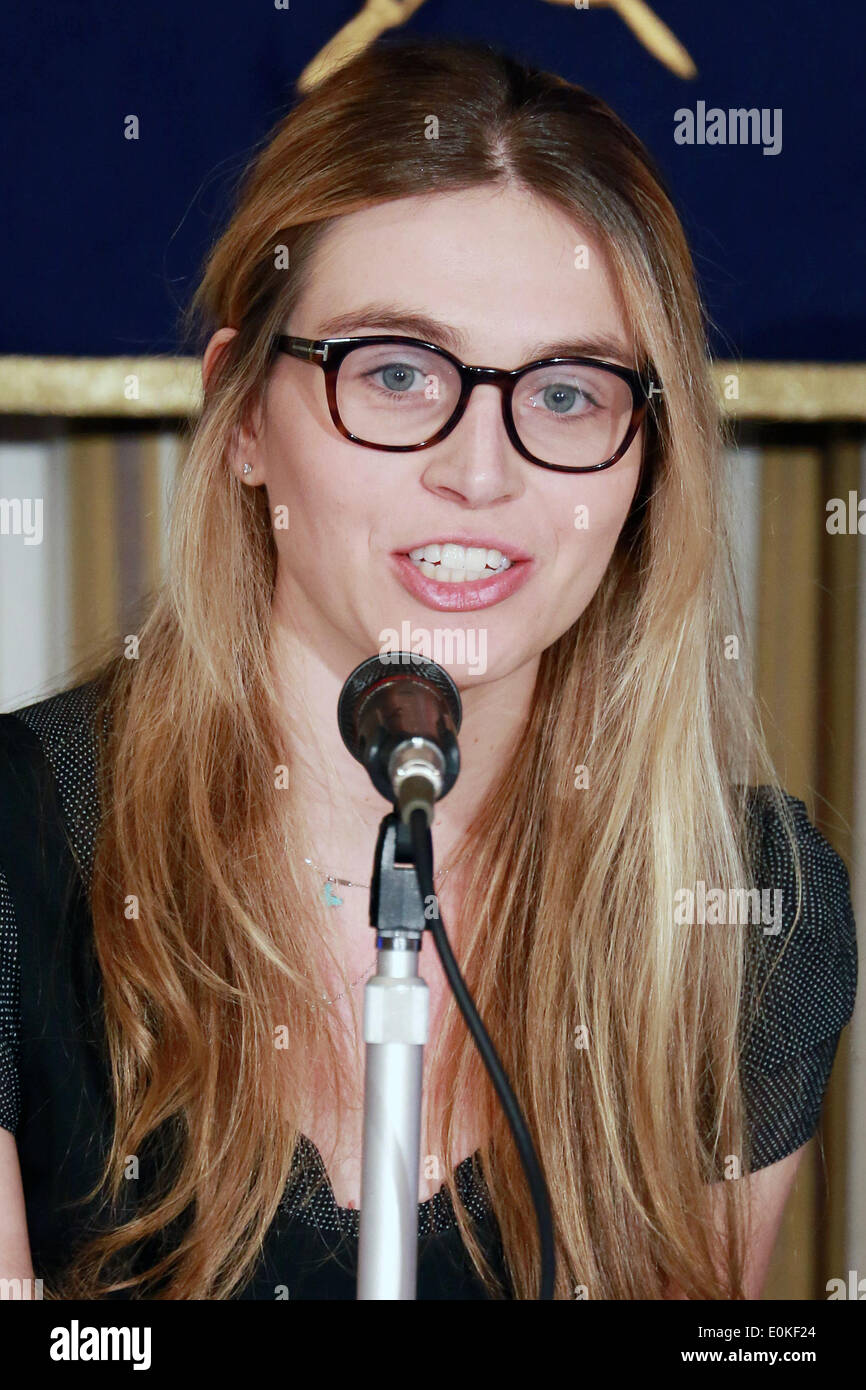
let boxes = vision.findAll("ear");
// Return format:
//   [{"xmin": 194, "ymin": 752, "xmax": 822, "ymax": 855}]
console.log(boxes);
[
  {"xmin": 202, "ymin": 326, "xmax": 238, "ymax": 395},
  {"xmin": 202, "ymin": 327, "xmax": 263, "ymax": 481}
]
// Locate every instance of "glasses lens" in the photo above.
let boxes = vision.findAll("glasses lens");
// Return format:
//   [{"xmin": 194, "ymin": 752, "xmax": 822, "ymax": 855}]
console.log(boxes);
[
  {"xmin": 335, "ymin": 344, "xmax": 636, "ymax": 467},
  {"xmin": 512, "ymin": 362, "xmax": 635, "ymax": 469},
  {"xmin": 337, "ymin": 342, "xmax": 461, "ymax": 446}
]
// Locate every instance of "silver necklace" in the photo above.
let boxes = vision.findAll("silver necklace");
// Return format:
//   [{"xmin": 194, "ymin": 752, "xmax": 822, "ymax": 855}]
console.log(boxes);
[
  {"xmin": 302, "ymin": 853, "xmax": 464, "ymax": 903},
  {"xmin": 303, "ymin": 850, "xmax": 469, "ymax": 1005}
]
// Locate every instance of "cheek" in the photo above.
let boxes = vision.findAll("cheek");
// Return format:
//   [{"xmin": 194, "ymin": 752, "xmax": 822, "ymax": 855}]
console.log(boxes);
[
  {"xmin": 555, "ymin": 458, "xmax": 641, "ymax": 565},
  {"xmin": 263, "ymin": 408, "xmax": 381, "ymax": 550}
]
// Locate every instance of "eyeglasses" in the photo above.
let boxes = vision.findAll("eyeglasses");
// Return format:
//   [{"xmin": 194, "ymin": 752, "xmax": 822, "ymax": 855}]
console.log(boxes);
[{"xmin": 273, "ymin": 334, "xmax": 659, "ymax": 474}]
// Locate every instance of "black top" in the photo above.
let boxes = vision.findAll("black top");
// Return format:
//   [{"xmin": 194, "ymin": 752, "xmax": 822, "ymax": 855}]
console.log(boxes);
[{"xmin": 0, "ymin": 680, "xmax": 858, "ymax": 1299}]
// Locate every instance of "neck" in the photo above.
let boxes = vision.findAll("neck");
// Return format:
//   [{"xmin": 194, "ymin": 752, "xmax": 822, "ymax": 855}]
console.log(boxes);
[{"xmin": 268, "ymin": 600, "xmax": 539, "ymax": 886}]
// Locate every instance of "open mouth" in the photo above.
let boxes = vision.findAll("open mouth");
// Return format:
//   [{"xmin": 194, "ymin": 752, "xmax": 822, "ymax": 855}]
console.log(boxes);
[
  {"xmin": 392, "ymin": 539, "xmax": 533, "ymax": 611},
  {"xmin": 407, "ymin": 542, "xmax": 513, "ymax": 585}
]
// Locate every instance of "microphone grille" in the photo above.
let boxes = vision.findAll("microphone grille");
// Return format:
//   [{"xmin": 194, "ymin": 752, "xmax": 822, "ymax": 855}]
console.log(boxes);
[{"xmin": 337, "ymin": 652, "xmax": 462, "ymax": 759}]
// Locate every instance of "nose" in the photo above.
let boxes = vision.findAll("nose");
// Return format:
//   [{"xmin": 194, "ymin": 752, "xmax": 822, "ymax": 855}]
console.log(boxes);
[{"xmin": 418, "ymin": 383, "xmax": 526, "ymax": 507}]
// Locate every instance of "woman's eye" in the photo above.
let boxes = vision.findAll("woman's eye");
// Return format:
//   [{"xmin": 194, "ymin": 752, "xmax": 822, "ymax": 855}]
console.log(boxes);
[
  {"xmin": 528, "ymin": 381, "xmax": 599, "ymax": 416},
  {"xmin": 375, "ymin": 362, "xmax": 420, "ymax": 392}
]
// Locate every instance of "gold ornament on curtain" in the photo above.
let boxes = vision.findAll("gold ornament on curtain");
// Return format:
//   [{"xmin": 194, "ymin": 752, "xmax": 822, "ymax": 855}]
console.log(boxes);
[{"xmin": 297, "ymin": 0, "xmax": 697, "ymax": 93}]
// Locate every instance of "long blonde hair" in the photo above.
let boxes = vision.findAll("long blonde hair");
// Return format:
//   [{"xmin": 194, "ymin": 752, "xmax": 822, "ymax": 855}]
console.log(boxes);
[{"xmin": 57, "ymin": 34, "xmax": 798, "ymax": 1299}]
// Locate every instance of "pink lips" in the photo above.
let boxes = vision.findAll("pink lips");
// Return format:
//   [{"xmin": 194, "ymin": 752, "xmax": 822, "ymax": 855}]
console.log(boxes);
[{"xmin": 390, "ymin": 551, "xmax": 534, "ymax": 612}]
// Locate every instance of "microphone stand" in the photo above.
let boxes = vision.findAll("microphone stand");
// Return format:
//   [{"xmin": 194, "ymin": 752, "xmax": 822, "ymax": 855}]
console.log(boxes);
[
  {"xmin": 340, "ymin": 656, "xmax": 556, "ymax": 1299},
  {"xmin": 356, "ymin": 810, "xmax": 431, "ymax": 1299}
]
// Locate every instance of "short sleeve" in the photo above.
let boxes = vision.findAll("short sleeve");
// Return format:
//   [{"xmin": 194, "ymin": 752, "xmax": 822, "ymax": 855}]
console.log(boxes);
[
  {"xmin": 739, "ymin": 789, "xmax": 858, "ymax": 1170},
  {"xmin": 0, "ymin": 861, "xmax": 21, "ymax": 1135},
  {"xmin": 0, "ymin": 684, "xmax": 105, "ymax": 1143}
]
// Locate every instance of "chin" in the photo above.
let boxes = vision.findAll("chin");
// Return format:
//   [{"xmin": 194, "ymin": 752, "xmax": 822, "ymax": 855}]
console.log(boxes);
[{"xmin": 371, "ymin": 619, "xmax": 493, "ymax": 681}]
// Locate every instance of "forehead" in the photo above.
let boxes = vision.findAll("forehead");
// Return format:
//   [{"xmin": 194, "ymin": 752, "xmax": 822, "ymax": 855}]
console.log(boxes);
[{"xmin": 289, "ymin": 184, "xmax": 635, "ymax": 366}]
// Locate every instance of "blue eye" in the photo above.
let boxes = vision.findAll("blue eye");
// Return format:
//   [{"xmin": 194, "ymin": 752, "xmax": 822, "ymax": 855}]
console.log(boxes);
[
  {"xmin": 372, "ymin": 363, "xmax": 420, "ymax": 393},
  {"xmin": 528, "ymin": 381, "xmax": 601, "ymax": 419}
]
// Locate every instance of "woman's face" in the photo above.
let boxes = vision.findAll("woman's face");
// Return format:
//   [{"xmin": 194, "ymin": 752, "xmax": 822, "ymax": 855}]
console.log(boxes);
[{"xmin": 225, "ymin": 183, "xmax": 644, "ymax": 687}]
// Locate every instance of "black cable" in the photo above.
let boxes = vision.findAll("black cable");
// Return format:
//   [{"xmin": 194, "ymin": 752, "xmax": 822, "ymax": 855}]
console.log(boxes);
[{"xmin": 408, "ymin": 807, "xmax": 556, "ymax": 1301}]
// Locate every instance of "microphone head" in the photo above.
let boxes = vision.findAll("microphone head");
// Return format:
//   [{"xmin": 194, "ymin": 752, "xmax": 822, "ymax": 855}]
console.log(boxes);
[{"xmin": 337, "ymin": 653, "xmax": 462, "ymax": 807}]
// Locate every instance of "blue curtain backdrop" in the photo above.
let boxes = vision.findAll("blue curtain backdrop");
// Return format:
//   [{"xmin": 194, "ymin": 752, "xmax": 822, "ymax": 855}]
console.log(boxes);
[{"xmin": 1, "ymin": 0, "xmax": 863, "ymax": 362}]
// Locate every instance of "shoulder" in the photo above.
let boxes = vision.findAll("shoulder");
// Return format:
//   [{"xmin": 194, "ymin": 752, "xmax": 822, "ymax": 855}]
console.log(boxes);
[
  {"xmin": 736, "ymin": 786, "xmax": 857, "ymax": 1169},
  {"xmin": 0, "ymin": 679, "xmax": 106, "ymax": 892},
  {"xmin": 740, "ymin": 785, "xmax": 857, "ymax": 1067},
  {"xmin": 0, "ymin": 860, "xmax": 21, "ymax": 1136},
  {"xmin": 0, "ymin": 677, "xmax": 105, "ymax": 768},
  {"xmin": 0, "ymin": 680, "xmax": 108, "ymax": 1138},
  {"xmin": 743, "ymin": 784, "xmax": 853, "ymax": 902},
  {"xmin": 1, "ymin": 676, "xmax": 106, "ymax": 765}
]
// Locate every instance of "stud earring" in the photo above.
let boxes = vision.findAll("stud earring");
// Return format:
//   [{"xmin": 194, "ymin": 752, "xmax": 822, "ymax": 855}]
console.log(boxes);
[{"xmin": 242, "ymin": 463, "xmax": 253, "ymax": 475}]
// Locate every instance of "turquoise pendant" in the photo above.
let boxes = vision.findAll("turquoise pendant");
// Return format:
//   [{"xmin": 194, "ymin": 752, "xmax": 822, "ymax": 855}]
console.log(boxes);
[{"xmin": 321, "ymin": 881, "xmax": 343, "ymax": 908}]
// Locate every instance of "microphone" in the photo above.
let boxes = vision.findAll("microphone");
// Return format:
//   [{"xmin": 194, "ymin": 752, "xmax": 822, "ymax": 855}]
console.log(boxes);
[
  {"xmin": 338, "ymin": 653, "xmax": 557, "ymax": 1298},
  {"xmin": 337, "ymin": 653, "xmax": 462, "ymax": 825}
]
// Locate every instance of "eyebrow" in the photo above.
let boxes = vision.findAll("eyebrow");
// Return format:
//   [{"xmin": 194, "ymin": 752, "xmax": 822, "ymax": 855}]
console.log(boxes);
[{"xmin": 311, "ymin": 303, "xmax": 635, "ymax": 366}]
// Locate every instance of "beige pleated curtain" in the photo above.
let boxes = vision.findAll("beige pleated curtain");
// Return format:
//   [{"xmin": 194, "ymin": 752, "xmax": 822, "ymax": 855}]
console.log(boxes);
[{"xmin": 756, "ymin": 430, "xmax": 861, "ymax": 1299}]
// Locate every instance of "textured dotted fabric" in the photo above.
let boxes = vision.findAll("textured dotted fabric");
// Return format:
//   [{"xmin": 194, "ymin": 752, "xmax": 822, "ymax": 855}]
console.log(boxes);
[
  {"xmin": 281, "ymin": 1134, "xmax": 492, "ymax": 1238},
  {"xmin": 0, "ymin": 681, "xmax": 858, "ymax": 1239},
  {"xmin": 738, "ymin": 789, "xmax": 858, "ymax": 1169},
  {"xmin": 0, "ymin": 863, "xmax": 18, "ymax": 1141}
]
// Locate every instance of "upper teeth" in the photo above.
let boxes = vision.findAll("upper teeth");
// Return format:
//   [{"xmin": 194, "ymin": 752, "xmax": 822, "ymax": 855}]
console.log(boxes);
[{"xmin": 408, "ymin": 543, "xmax": 512, "ymax": 581}]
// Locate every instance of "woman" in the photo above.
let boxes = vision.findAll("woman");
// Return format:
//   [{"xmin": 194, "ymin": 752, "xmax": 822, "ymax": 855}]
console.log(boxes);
[{"xmin": 0, "ymin": 35, "xmax": 857, "ymax": 1300}]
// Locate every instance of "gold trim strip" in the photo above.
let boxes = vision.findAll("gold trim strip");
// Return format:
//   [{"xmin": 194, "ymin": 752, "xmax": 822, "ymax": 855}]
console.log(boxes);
[
  {"xmin": 0, "ymin": 356, "xmax": 203, "ymax": 417},
  {"xmin": 0, "ymin": 355, "xmax": 864, "ymax": 420},
  {"xmin": 715, "ymin": 363, "xmax": 866, "ymax": 421}
]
